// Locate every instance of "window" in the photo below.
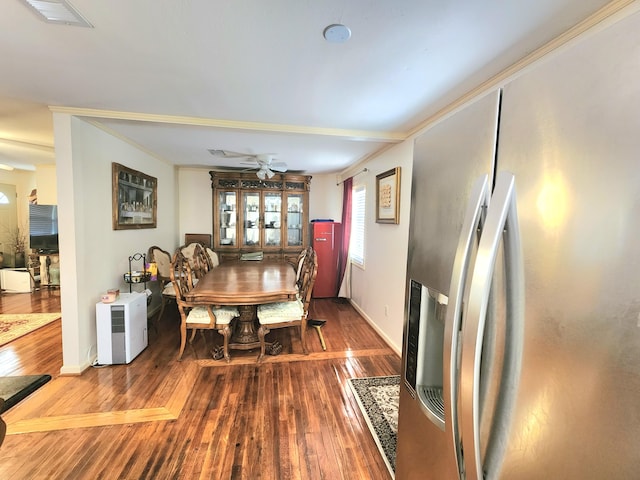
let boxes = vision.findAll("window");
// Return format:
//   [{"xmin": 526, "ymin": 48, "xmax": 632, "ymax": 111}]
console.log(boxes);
[
  {"xmin": 0, "ymin": 193, "xmax": 8, "ymax": 204},
  {"xmin": 350, "ymin": 184, "xmax": 365, "ymax": 266}
]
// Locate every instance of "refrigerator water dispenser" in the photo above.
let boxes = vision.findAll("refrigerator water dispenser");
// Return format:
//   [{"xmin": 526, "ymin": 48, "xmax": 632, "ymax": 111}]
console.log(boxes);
[{"xmin": 404, "ymin": 279, "xmax": 448, "ymax": 430}]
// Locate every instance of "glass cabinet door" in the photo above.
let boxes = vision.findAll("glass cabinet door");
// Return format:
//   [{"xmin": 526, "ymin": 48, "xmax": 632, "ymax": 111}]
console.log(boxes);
[
  {"xmin": 286, "ymin": 193, "xmax": 304, "ymax": 247},
  {"xmin": 242, "ymin": 191, "xmax": 261, "ymax": 247},
  {"xmin": 218, "ymin": 190, "xmax": 237, "ymax": 247},
  {"xmin": 263, "ymin": 192, "xmax": 282, "ymax": 248}
]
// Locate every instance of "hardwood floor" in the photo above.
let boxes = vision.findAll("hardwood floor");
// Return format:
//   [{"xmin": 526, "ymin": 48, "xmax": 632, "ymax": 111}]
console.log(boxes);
[{"xmin": 0, "ymin": 290, "xmax": 400, "ymax": 479}]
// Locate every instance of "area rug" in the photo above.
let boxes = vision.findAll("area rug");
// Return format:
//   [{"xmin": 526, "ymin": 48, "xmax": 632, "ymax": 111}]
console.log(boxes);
[
  {"xmin": 0, "ymin": 313, "xmax": 61, "ymax": 347},
  {"xmin": 348, "ymin": 375, "xmax": 400, "ymax": 477},
  {"xmin": 0, "ymin": 374, "xmax": 52, "ymax": 413}
]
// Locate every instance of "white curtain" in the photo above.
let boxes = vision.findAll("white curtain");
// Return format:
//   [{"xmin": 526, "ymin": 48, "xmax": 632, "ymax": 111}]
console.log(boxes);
[{"xmin": 337, "ymin": 252, "xmax": 351, "ymax": 299}]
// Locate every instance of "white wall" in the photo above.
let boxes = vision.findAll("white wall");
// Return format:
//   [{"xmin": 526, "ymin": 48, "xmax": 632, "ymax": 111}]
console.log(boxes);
[
  {"xmin": 0, "ymin": 169, "xmax": 36, "ymax": 232},
  {"xmin": 178, "ymin": 167, "xmax": 212, "ymax": 246},
  {"xmin": 309, "ymin": 173, "xmax": 342, "ymax": 221},
  {"xmin": 54, "ymin": 114, "xmax": 177, "ymax": 374},
  {"xmin": 35, "ymin": 165, "xmax": 57, "ymax": 205},
  {"xmin": 346, "ymin": 140, "xmax": 414, "ymax": 354}
]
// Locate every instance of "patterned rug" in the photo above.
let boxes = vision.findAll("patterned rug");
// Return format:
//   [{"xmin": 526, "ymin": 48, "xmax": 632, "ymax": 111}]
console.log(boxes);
[
  {"xmin": 348, "ymin": 375, "xmax": 400, "ymax": 478},
  {"xmin": 0, "ymin": 313, "xmax": 61, "ymax": 347}
]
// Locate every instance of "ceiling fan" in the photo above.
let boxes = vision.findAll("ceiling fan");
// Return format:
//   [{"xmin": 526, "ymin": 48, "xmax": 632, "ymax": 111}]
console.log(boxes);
[{"xmin": 208, "ymin": 149, "xmax": 288, "ymax": 179}]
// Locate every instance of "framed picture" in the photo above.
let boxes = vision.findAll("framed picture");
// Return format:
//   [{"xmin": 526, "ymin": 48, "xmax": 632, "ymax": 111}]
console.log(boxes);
[
  {"xmin": 112, "ymin": 162, "xmax": 157, "ymax": 230},
  {"xmin": 376, "ymin": 167, "xmax": 401, "ymax": 224}
]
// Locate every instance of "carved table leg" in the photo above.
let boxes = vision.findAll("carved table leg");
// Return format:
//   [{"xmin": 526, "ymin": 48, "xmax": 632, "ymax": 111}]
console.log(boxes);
[{"xmin": 231, "ymin": 305, "xmax": 260, "ymax": 345}]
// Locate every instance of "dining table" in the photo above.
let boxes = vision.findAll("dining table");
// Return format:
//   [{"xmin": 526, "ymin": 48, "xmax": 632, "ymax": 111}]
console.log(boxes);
[{"xmin": 184, "ymin": 259, "xmax": 298, "ymax": 355}]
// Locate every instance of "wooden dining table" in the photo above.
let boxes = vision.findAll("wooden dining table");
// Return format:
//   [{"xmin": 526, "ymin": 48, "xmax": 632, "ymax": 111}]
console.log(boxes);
[{"xmin": 184, "ymin": 260, "xmax": 298, "ymax": 354}]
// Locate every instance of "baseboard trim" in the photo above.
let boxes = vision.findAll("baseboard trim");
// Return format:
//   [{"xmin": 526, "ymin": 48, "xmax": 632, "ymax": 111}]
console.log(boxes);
[{"xmin": 348, "ymin": 299, "xmax": 401, "ymax": 357}]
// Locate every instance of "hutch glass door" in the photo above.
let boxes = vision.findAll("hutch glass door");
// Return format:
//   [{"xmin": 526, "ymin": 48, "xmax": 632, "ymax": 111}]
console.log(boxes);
[
  {"xmin": 242, "ymin": 191, "xmax": 261, "ymax": 248},
  {"xmin": 218, "ymin": 190, "xmax": 237, "ymax": 247},
  {"xmin": 263, "ymin": 192, "xmax": 282, "ymax": 248},
  {"xmin": 286, "ymin": 193, "xmax": 304, "ymax": 248}
]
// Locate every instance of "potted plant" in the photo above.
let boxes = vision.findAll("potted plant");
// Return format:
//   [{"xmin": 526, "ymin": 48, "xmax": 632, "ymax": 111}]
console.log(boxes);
[{"xmin": 3, "ymin": 224, "xmax": 27, "ymax": 268}]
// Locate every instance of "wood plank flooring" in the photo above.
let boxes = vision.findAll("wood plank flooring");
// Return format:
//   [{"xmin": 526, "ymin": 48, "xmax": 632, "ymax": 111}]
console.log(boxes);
[{"xmin": 0, "ymin": 289, "xmax": 400, "ymax": 479}]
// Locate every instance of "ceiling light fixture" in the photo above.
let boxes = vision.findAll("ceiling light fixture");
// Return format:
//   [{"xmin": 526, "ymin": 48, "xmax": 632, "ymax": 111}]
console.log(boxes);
[
  {"xmin": 0, "ymin": 164, "xmax": 15, "ymax": 171},
  {"xmin": 323, "ymin": 24, "xmax": 351, "ymax": 43},
  {"xmin": 19, "ymin": 0, "xmax": 93, "ymax": 27}
]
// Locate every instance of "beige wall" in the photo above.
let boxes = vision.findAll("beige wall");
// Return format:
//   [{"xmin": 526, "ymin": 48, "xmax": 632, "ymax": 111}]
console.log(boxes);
[
  {"xmin": 0, "ymin": 168, "xmax": 36, "ymax": 232},
  {"xmin": 35, "ymin": 164, "xmax": 57, "ymax": 205}
]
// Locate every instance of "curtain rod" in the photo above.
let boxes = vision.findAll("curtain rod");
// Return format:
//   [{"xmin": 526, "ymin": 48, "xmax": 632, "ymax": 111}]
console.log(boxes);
[{"xmin": 336, "ymin": 168, "xmax": 368, "ymax": 185}]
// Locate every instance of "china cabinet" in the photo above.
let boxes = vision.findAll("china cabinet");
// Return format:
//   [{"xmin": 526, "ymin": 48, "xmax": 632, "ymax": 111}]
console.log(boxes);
[{"xmin": 210, "ymin": 171, "xmax": 311, "ymax": 263}]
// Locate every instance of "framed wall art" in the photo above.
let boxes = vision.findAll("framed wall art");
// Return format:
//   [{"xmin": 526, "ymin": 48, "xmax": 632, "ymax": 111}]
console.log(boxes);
[
  {"xmin": 112, "ymin": 162, "xmax": 157, "ymax": 230},
  {"xmin": 376, "ymin": 167, "xmax": 401, "ymax": 224}
]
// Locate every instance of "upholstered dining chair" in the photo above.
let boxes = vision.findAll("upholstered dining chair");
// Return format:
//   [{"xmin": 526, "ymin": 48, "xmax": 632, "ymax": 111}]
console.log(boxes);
[
  {"xmin": 294, "ymin": 246, "xmax": 313, "ymax": 287},
  {"xmin": 147, "ymin": 245, "xmax": 175, "ymax": 323},
  {"xmin": 179, "ymin": 242, "xmax": 215, "ymax": 279},
  {"xmin": 171, "ymin": 250, "xmax": 239, "ymax": 361},
  {"xmin": 256, "ymin": 248, "xmax": 318, "ymax": 362}
]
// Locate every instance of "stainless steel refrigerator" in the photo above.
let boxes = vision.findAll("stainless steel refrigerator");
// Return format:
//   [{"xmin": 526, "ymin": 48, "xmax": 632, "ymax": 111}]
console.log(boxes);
[{"xmin": 397, "ymin": 10, "xmax": 640, "ymax": 480}]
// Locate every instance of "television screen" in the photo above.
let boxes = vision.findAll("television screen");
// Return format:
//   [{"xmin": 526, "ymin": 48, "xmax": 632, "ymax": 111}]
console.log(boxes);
[{"xmin": 29, "ymin": 204, "xmax": 59, "ymax": 252}]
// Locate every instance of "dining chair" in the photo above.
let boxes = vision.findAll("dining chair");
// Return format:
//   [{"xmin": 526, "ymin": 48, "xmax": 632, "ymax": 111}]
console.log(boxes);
[
  {"xmin": 294, "ymin": 246, "xmax": 313, "ymax": 287},
  {"xmin": 256, "ymin": 247, "xmax": 318, "ymax": 362},
  {"xmin": 170, "ymin": 250, "xmax": 239, "ymax": 361},
  {"xmin": 180, "ymin": 242, "xmax": 213, "ymax": 279},
  {"xmin": 147, "ymin": 245, "xmax": 175, "ymax": 323}
]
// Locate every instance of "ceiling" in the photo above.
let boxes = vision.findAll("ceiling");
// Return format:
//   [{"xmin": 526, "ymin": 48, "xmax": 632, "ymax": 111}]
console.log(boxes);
[{"xmin": 0, "ymin": 0, "xmax": 618, "ymax": 175}]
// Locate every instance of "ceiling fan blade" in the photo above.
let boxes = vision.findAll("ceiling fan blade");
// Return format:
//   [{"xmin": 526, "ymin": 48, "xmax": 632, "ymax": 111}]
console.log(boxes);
[
  {"xmin": 208, "ymin": 149, "xmax": 256, "ymax": 159},
  {"xmin": 270, "ymin": 162, "xmax": 288, "ymax": 172}
]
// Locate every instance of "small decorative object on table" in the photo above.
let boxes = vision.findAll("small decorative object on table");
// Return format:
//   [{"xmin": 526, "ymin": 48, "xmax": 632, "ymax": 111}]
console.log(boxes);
[{"xmin": 100, "ymin": 288, "xmax": 120, "ymax": 303}]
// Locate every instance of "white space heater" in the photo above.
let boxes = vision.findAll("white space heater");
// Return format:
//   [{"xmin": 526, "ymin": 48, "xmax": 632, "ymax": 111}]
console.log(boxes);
[{"xmin": 96, "ymin": 292, "xmax": 148, "ymax": 365}]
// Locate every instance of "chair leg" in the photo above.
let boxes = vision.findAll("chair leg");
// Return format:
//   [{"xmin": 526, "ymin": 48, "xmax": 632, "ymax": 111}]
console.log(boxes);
[
  {"xmin": 217, "ymin": 325, "xmax": 232, "ymax": 363},
  {"xmin": 300, "ymin": 319, "xmax": 308, "ymax": 355},
  {"xmin": 177, "ymin": 322, "xmax": 187, "ymax": 361},
  {"xmin": 187, "ymin": 328, "xmax": 200, "ymax": 358},
  {"xmin": 257, "ymin": 324, "xmax": 270, "ymax": 362},
  {"xmin": 158, "ymin": 296, "xmax": 167, "ymax": 322}
]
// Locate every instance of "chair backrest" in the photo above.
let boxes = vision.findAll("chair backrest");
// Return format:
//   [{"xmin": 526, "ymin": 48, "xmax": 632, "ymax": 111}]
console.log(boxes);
[
  {"xmin": 295, "ymin": 246, "xmax": 313, "ymax": 287},
  {"xmin": 148, "ymin": 246, "xmax": 172, "ymax": 281},
  {"xmin": 298, "ymin": 248, "xmax": 318, "ymax": 311},
  {"xmin": 193, "ymin": 243, "xmax": 213, "ymax": 278},
  {"xmin": 170, "ymin": 250, "xmax": 196, "ymax": 304},
  {"xmin": 179, "ymin": 242, "xmax": 212, "ymax": 278}
]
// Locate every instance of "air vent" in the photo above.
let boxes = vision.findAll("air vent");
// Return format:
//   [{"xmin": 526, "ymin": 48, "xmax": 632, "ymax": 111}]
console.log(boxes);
[{"xmin": 19, "ymin": 0, "xmax": 93, "ymax": 27}]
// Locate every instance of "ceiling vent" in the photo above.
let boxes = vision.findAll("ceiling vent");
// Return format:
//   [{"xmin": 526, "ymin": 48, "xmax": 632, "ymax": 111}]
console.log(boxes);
[{"xmin": 19, "ymin": 0, "xmax": 93, "ymax": 27}]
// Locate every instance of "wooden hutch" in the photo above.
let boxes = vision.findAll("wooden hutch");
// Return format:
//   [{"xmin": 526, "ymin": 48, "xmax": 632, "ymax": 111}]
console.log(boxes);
[{"xmin": 210, "ymin": 171, "xmax": 311, "ymax": 264}]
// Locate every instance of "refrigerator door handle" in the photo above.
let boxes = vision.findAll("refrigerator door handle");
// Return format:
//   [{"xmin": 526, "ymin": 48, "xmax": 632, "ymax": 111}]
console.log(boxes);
[
  {"xmin": 443, "ymin": 174, "xmax": 490, "ymax": 478},
  {"xmin": 459, "ymin": 171, "xmax": 525, "ymax": 480}
]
